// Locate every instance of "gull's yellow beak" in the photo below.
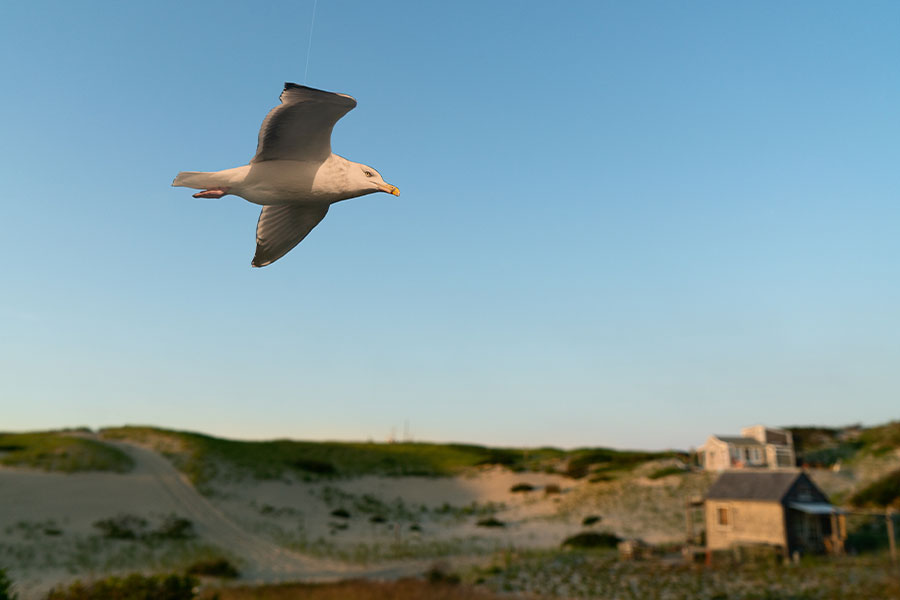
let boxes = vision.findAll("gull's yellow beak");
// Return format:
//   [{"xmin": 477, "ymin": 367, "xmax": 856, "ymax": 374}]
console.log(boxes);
[{"xmin": 378, "ymin": 183, "xmax": 400, "ymax": 196}]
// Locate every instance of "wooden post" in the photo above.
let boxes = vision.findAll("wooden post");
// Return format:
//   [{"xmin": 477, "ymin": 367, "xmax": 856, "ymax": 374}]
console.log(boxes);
[
  {"xmin": 887, "ymin": 509, "xmax": 897, "ymax": 565},
  {"xmin": 686, "ymin": 501, "xmax": 694, "ymax": 545},
  {"xmin": 836, "ymin": 513, "xmax": 846, "ymax": 555},
  {"xmin": 829, "ymin": 513, "xmax": 838, "ymax": 555}
]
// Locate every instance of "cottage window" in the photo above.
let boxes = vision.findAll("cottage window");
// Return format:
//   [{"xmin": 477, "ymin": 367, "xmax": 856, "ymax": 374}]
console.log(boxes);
[
  {"xmin": 717, "ymin": 507, "xmax": 729, "ymax": 526},
  {"xmin": 750, "ymin": 447, "xmax": 762, "ymax": 463}
]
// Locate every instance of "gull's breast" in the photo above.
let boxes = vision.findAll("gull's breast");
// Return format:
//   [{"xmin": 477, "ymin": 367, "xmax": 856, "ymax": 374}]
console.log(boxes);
[{"xmin": 234, "ymin": 160, "xmax": 326, "ymax": 206}]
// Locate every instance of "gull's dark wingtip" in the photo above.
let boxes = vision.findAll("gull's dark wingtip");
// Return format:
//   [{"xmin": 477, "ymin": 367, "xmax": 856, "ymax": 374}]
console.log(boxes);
[{"xmin": 279, "ymin": 82, "xmax": 357, "ymax": 106}]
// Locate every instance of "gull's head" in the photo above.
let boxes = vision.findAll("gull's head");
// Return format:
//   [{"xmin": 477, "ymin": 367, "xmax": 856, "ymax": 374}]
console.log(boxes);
[{"xmin": 355, "ymin": 163, "xmax": 400, "ymax": 196}]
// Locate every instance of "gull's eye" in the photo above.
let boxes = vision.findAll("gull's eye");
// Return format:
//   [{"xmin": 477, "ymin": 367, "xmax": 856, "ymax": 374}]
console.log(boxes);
[{"xmin": 364, "ymin": 170, "xmax": 373, "ymax": 178}]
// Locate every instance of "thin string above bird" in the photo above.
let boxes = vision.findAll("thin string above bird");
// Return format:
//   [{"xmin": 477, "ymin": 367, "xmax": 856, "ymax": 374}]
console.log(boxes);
[{"xmin": 304, "ymin": 0, "xmax": 319, "ymax": 84}]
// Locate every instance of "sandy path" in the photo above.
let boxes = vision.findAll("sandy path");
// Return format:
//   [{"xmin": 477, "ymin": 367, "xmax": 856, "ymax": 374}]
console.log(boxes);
[{"xmin": 103, "ymin": 440, "xmax": 424, "ymax": 582}]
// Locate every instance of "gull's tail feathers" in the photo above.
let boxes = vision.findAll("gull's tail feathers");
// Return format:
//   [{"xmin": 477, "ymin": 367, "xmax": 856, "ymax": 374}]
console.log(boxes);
[{"xmin": 172, "ymin": 171, "xmax": 225, "ymax": 189}]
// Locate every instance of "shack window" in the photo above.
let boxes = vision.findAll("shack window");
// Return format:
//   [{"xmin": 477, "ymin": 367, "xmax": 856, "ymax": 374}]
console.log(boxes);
[{"xmin": 717, "ymin": 507, "xmax": 729, "ymax": 526}]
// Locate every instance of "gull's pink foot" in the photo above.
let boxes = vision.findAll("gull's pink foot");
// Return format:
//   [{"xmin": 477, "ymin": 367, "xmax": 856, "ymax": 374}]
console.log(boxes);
[{"xmin": 193, "ymin": 188, "xmax": 229, "ymax": 199}]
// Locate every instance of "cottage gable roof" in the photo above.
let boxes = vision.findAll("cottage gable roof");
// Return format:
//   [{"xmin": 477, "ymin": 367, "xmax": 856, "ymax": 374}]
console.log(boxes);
[
  {"xmin": 714, "ymin": 436, "xmax": 763, "ymax": 446},
  {"xmin": 705, "ymin": 471, "xmax": 803, "ymax": 501}
]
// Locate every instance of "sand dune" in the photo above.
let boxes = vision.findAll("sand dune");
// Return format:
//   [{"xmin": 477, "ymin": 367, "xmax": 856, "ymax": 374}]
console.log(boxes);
[{"xmin": 1, "ymin": 436, "xmax": 694, "ymax": 598}]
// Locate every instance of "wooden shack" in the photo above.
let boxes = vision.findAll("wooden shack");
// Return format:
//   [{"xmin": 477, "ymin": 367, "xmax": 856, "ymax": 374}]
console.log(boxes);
[{"xmin": 705, "ymin": 470, "xmax": 845, "ymax": 556}]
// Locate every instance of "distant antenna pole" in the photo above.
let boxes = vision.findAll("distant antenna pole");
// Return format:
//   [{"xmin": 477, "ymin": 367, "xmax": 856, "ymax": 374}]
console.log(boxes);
[{"xmin": 304, "ymin": 0, "xmax": 319, "ymax": 84}]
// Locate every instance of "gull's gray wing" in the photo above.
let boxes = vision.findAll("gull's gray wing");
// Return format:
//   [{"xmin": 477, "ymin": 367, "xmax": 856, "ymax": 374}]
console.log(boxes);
[
  {"xmin": 251, "ymin": 204, "xmax": 329, "ymax": 267},
  {"xmin": 251, "ymin": 83, "xmax": 357, "ymax": 164}
]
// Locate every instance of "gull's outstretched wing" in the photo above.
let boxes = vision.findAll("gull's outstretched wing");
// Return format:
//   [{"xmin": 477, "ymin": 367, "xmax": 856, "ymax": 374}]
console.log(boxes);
[
  {"xmin": 252, "ymin": 204, "xmax": 329, "ymax": 267},
  {"xmin": 251, "ymin": 83, "xmax": 357, "ymax": 164}
]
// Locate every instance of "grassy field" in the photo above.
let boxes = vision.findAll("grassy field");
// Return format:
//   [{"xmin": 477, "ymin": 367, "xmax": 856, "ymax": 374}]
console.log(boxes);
[
  {"xmin": 99, "ymin": 426, "xmax": 676, "ymax": 485},
  {"xmin": 468, "ymin": 549, "xmax": 900, "ymax": 599},
  {"xmin": 0, "ymin": 432, "xmax": 133, "ymax": 473}
]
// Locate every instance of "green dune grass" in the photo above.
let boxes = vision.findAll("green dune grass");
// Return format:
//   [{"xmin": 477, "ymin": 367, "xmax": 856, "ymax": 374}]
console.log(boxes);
[
  {"xmin": 99, "ymin": 426, "xmax": 676, "ymax": 485},
  {"xmin": 0, "ymin": 432, "xmax": 134, "ymax": 473}
]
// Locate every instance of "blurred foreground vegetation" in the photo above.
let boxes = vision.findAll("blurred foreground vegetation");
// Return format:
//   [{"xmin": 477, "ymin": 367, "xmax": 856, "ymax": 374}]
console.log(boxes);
[
  {"xmin": 46, "ymin": 574, "xmax": 196, "ymax": 600},
  {"xmin": 470, "ymin": 549, "xmax": 900, "ymax": 600},
  {"xmin": 23, "ymin": 551, "xmax": 900, "ymax": 600}
]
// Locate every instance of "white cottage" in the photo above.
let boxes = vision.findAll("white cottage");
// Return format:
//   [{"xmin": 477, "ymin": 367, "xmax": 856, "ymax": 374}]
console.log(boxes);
[{"xmin": 700, "ymin": 425, "xmax": 795, "ymax": 471}]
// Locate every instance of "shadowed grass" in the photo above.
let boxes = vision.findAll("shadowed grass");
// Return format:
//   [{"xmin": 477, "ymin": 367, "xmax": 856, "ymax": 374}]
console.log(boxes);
[
  {"xmin": 850, "ymin": 467, "xmax": 900, "ymax": 508},
  {"xmin": 0, "ymin": 432, "xmax": 133, "ymax": 473},
  {"xmin": 565, "ymin": 448, "xmax": 678, "ymax": 479},
  {"xmin": 788, "ymin": 422, "xmax": 900, "ymax": 467},
  {"xmin": 857, "ymin": 421, "xmax": 900, "ymax": 457}
]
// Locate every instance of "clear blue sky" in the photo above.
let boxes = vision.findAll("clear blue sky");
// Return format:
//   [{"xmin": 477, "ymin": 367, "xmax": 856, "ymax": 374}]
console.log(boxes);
[{"xmin": 2, "ymin": 1, "xmax": 898, "ymax": 450}]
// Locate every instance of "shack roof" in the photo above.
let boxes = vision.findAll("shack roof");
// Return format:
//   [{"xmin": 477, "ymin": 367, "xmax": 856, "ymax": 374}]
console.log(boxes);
[
  {"xmin": 714, "ymin": 436, "xmax": 764, "ymax": 446},
  {"xmin": 705, "ymin": 471, "xmax": 803, "ymax": 501}
]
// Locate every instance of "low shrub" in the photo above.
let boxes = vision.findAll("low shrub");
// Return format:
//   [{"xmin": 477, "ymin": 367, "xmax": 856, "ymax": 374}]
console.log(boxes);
[
  {"xmin": 561, "ymin": 531, "xmax": 620, "ymax": 549},
  {"xmin": 510, "ymin": 483, "xmax": 534, "ymax": 493},
  {"xmin": 425, "ymin": 563, "xmax": 461, "ymax": 585},
  {"xmin": 369, "ymin": 515, "xmax": 387, "ymax": 523},
  {"xmin": 290, "ymin": 458, "xmax": 337, "ymax": 476},
  {"xmin": 186, "ymin": 557, "xmax": 239, "ymax": 579},
  {"xmin": 93, "ymin": 513, "xmax": 195, "ymax": 540},
  {"xmin": 647, "ymin": 466, "xmax": 683, "ymax": 480},
  {"xmin": 330, "ymin": 508, "xmax": 351, "ymax": 519},
  {"xmin": 846, "ymin": 515, "xmax": 892, "ymax": 552},
  {"xmin": 564, "ymin": 448, "xmax": 663, "ymax": 479},
  {"xmin": 154, "ymin": 515, "xmax": 196, "ymax": 540},
  {"xmin": 582, "ymin": 515, "xmax": 602, "ymax": 526},
  {"xmin": 93, "ymin": 514, "xmax": 148, "ymax": 539},
  {"xmin": 799, "ymin": 443, "xmax": 862, "ymax": 467},
  {"xmin": 473, "ymin": 449, "xmax": 519, "ymax": 467},
  {"xmin": 476, "ymin": 517, "xmax": 505, "ymax": 528},
  {"xmin": 0, "ymin": 567, "xmax": 16, "ymax": 600},
  {"xmin": 544, "ymin": 484, "xmax": 561, "ymax": 495},
  {"xmin": 46, "ymin": 574, "xmax": 197, "ymax": 600}
]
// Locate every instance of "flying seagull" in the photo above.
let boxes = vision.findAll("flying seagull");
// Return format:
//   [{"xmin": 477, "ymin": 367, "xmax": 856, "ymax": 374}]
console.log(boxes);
[{"xmin": 173, "ymin": 83, "xmax": 399, "ymax": 267}]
